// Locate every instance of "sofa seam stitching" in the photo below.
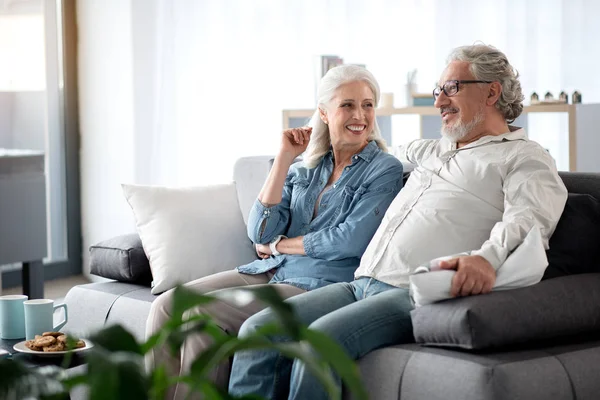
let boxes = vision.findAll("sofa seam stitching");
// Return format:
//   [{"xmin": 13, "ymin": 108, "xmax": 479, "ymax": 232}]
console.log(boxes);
[
  {"xmin": 547, "ymin": 351, "xmax": 578, "ymax": 400},
  {"xmin": 103, "ymin": 287, "xmax": 144, "ymax": 324},
  {"xmin": 90, "ymin": 245, "xmax": 135, "ymax": 251},
  {"xmin": 397, "ymin": 350, "xmax": 416, "ymax": 398}
]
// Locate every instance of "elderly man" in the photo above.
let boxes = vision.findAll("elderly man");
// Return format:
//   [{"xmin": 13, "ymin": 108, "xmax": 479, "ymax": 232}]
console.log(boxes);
[{"xmin": 228, "ymin": 44, "xmax": 568, "ymax": 400}]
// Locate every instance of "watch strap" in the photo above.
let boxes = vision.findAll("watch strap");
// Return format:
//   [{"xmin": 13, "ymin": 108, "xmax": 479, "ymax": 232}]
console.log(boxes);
[{"xmin": 269, "ymin": 235, "xmax": 287, "ymax": 256}]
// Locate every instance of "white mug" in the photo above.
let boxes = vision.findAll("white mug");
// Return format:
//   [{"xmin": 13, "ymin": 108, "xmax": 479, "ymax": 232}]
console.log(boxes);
[
  {"xmin": 0, "ymin": 295, "xmax": 28, "ymax": 339},
  {"xmin": 23, "ymin": 299, "xmax": 68, "ymax": 340}
]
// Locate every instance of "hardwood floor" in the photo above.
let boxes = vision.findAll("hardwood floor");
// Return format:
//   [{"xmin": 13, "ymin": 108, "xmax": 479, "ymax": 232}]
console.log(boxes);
[{"xmin": 2, "ymin": 275, "xmax": 91, "ymax": 300}]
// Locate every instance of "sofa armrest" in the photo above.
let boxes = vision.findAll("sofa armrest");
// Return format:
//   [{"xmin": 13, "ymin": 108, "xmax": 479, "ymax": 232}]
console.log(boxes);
[
  {"xmin": 411, "ymin": 273, "xmax": 600, "ymax": 350},
  {"xmin": 89, "ymin": 233, "xmax": 152, "ymax": 285}
]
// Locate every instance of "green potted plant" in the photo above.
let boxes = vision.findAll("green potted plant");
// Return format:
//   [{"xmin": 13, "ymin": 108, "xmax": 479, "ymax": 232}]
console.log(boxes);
[{"xmin": 0, "ymin": 285, "xmax": 368, "ymax": 400}]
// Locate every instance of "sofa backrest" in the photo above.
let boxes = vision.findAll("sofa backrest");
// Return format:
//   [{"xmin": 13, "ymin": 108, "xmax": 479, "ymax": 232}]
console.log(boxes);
[
  {"xmin": 558, "ymin": 172, "xmax": 600, "ymax": 199},
  {"xmin": 233, "ymin": 156, "xmax": 275, "ymax": 225},
  {"xmin": 232, "ymin": 157, "xmax": 600, "ymax": 225}
]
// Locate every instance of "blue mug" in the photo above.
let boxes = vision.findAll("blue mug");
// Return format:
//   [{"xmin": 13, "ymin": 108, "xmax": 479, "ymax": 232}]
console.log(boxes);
[
  {"xmin": 0, "ymin": 295, "xmax": 28, "ymax": 339},
  {"xmin": 23, "ymin": 299, "xmax": 68, "ymax": 340}
]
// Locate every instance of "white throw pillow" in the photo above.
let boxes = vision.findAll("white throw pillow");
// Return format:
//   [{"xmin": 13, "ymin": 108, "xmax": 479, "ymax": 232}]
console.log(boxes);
[
  {"xmin": 122, "ymin": 183, "xmax": 256, "ymax": 294},
  {"xmin": 409, "ymin": 226, "xmax": 548, "ymax": 307}
]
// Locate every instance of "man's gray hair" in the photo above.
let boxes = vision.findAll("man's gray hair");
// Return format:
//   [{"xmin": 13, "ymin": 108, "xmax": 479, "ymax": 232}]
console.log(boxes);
[
  {"xmin": 448, "ymin": 44, "xmax": 524, "ymax": 123},
  {"xmin": 303, "ymin": 65, "xmax": 387, "ymax": 168}
]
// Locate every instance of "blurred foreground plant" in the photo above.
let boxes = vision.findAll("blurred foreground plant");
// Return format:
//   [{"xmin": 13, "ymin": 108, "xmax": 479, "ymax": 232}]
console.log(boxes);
[{"xmin": 0, "ymin": 285, "xmax": 367, "ymax": 400}]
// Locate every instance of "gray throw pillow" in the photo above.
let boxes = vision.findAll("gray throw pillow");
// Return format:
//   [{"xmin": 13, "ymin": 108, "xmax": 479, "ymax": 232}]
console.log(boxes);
[
  {"xmin": 411, "ymin": 274, "xmax": 600, "ymax": 350},
  {"xmin": 89, "ymin": 233, "xmax": 152, "ymax": 285}
]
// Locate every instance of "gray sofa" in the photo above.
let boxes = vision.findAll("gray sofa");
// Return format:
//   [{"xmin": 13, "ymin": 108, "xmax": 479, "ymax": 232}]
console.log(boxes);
[{"xmin": 64, "ymin": 156, "xmax": 600, "ymax": 400}]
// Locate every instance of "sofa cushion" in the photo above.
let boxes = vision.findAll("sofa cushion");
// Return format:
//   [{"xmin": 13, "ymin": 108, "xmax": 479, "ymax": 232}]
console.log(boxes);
[
  {"xmin": 63, "ymin": 282, "xmax": 154, "ymax": 341},
  {"xmin": 89, "ymin": 233, "xmax": 152, "ymax": 285},
  {"xmin": 122, "ymin": 183, "xmax": 257, "ymax": 295},
  {"xmin": 411, "ymin": 273, "xmax": 600, "ymax": 350},
  {"xmin": 543, "ymin": 192, "xmax": 600, "ymax": 279},
  {"xmin": 348, "ymin": 340, "xmax": 600, "ymax": 400}
]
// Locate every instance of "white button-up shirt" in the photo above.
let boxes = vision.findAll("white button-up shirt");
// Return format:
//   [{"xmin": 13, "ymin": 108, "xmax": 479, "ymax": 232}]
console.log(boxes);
[{"xmin": 355, "ymin": 127, "xmax": 568, "ymax": 288}]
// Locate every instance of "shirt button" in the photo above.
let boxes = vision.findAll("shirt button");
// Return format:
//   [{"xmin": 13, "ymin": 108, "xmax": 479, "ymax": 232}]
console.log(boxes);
[
  {"xmin": 345, "ymin": 167, "xmax": 350, "ymax": 171},
  {"xmin": 333, "ymin": 184, "xmax": 337, "ymax": 188},
  {"xmin": 263, "ymin": 211, "xmax": 268, "ymax": 215},
  {"xmin": 354, "ymin": 155, "xmax": 358, "ymax": 160}
]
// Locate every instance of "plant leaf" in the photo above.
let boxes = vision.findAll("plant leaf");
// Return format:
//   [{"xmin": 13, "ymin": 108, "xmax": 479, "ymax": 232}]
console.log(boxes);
[
  {"xmin": 89, "ymin": 325, "xmax": 142, "ymax": 355},
  {"xmin": 223, "ymin": 286, "xmax": 300, "ymax": 339},
  {"xmin": 60, "ymin": 372, "xmax": 88, "ymax": 391},
  {"xmin": 270, "ymin": 342, "xmax": 340, "ymax": 399},
  {"xmin": 171, "ymin": 286, "xmax": 216, "ymax": 321},
  {"xmin": 0, "ymin": 360, "xmax": 68, "ymax": 400},
  {"xmin": 301, "ymin": 329, "xmax": 368, "ymax": 400},
  {"xmin": 188, "ymin": 331, "xmax": 341, "ymax": 399},
  {"xmin": 148, "ymin": 365, "xmax": 170, "ymax": 400},
  {"xmin": 86, "ymin": 348, "xmax": 149, "ymax": 400}
]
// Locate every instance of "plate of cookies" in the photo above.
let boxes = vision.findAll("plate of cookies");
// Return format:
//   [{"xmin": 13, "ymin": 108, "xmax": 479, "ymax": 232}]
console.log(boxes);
[{"xmin": 13, "ymin": 332, "xmax": 93, "ymax": 357}]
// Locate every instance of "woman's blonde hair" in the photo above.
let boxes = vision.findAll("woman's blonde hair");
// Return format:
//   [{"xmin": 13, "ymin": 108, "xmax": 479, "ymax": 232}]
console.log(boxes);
[{"xmin": 303, "ymin": 65, "xmax": 387, "ymax": 168}]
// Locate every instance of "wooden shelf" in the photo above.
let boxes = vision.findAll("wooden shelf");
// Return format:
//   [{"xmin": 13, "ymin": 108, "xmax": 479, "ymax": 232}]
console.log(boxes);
[
  {"xmin": 283, "ymin": 103, "xmax": 576, "ymax": 120},
  {"xmin": 282, "ymin": 103, "xmax": 600, "ymax": 172}
]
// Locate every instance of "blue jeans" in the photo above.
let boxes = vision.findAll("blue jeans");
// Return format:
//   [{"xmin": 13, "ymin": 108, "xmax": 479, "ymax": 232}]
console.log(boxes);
[{"xmin": 228, "ymin": 277, "xmax": 415, "ymax": 400}]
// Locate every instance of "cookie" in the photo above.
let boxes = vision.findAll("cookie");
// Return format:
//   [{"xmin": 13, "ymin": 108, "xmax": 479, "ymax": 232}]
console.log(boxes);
[
  {"xmin": 33, "ymin": 335, "xmax": 56, "ymax": 348},
  {"xmin": 24, "ymin": 340, "xmax": 42, "ymax": 351},
  {"xmin": 24, "ymin": 333, "xmax": 85, "ymax": 352},
  {"xmin": 42, "ymin": 331, "xmax": 64, "ymax": 338},
  {"xmin": 43, "ymin": 342, "xmax": 66, "ymax": 352}
]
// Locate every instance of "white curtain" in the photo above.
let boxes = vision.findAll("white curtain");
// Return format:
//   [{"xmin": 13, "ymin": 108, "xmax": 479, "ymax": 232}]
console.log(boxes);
[{"xmin": 77, "ymin": 0, "xmax": 600, "ymax": 275}]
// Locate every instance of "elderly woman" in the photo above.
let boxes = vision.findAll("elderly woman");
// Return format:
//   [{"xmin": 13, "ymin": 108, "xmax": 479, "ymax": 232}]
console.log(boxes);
[{"xmin": 145, "ymin": 64, "xmax": 403, "ymax": 399}]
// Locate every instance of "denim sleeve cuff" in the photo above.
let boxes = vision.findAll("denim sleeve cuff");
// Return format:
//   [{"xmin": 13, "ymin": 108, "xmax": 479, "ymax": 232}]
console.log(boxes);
[
  {"xmin": 248, "ymin": 200, "xmax": 278, "ymax": 243},
  {"xmin": 253, "ymin": 199, "xmax": 274, "ymax": 219},
  {"xmin": 302, "ymin": 233, "xmax": 317, "ymax": 258}
]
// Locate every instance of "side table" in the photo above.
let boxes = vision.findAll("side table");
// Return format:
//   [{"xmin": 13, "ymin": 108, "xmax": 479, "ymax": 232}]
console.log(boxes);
[{"xmin": 0, "ymin": 337, "xmax": 88, "ymax": 400}]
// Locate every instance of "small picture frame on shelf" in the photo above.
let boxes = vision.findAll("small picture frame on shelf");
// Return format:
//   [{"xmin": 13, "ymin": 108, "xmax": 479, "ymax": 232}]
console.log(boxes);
[{"xmin": 320, "ymin": 55, "xmax": 344, "ymax": 78}]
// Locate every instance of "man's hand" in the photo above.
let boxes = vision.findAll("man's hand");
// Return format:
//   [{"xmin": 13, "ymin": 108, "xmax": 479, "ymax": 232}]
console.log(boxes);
[
  {"xmin": 255, "ymin": 244, "xmax": 271, "ymax": 259},
  {"xmin": 439, "ymin": 255, "xmax": 496, "ymax": 297}
]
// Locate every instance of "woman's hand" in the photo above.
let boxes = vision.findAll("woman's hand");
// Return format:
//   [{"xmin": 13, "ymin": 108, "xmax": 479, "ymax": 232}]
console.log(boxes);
[
  {"xmin": 279, "ymin": 127, "xmax": 312, "ymax": 159},
  {"xmin": 257, "ymin": 128, "xmax": 311, "ymax": 206},
  {"xmin": 255, "ymin": 243, "xmax": 271, "ymax": 259}
]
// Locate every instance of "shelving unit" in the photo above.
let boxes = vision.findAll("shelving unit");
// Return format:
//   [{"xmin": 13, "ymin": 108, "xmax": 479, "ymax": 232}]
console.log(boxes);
[{"xmin": 282, "ymin": 103, "xmax": 600, "ymax": 172}]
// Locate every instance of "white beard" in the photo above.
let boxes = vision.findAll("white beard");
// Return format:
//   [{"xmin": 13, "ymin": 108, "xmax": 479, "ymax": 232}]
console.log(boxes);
[{"xmin": 441, "ymin": 110, "xmax": 484, "ymax": 142}]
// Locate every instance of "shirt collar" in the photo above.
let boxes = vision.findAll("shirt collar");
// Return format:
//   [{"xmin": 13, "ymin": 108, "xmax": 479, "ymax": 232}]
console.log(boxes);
[
  {"xmin": 326, "ymin": 140, "xmax": 380, "ymax": 163},
  {"xmin": 443, "ymin": 126, "xmax": 527, "ymax": 151}
]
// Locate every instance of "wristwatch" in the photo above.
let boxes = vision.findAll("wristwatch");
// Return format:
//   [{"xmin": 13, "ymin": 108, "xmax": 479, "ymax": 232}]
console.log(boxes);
[{"xmin": 269, "ymin": 235, "xmax": 287, "ymax": 256}]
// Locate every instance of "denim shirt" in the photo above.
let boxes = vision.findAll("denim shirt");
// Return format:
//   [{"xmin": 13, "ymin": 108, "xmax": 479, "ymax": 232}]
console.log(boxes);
[{"xmin": 237, "ymin": 141, "xmax": 403, "ymax": 291}]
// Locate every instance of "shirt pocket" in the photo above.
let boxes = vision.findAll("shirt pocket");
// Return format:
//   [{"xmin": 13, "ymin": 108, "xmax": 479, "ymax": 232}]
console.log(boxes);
[
  {"xmin": 289, "ymin": 176, "xmax": 311, "ymax": 210},
  {"xmin": 333, "ymin": 184, "xmax": 368, "ymax": 221}
]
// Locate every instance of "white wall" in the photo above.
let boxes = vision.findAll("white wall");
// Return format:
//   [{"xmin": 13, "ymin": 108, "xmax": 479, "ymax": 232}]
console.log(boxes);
[{"xmin": 77, "ymin": 0, "xmax": 136, "ymax": 276}]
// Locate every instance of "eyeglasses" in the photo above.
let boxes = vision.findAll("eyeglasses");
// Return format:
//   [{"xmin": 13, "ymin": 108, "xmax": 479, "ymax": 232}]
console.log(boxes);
[{"xmin": 433, "ymin": 80, "xmax": 493, "ymax": 100}]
